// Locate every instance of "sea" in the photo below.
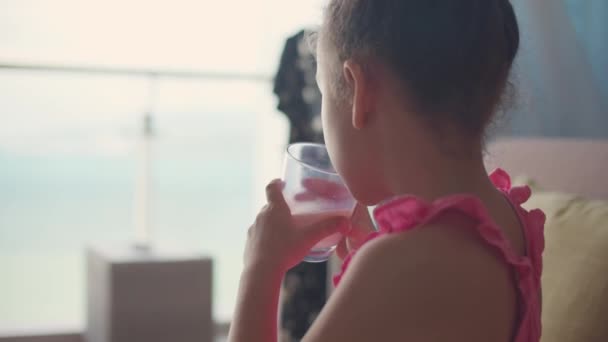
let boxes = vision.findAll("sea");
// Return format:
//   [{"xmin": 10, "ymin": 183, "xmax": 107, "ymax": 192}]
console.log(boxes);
[{"xmin": 0, "ymin": 74, "xmax": 286, "ymax": 328}]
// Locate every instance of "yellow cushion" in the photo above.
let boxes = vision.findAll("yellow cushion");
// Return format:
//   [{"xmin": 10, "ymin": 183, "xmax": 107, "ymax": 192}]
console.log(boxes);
[{"xmin": 522, "ymin": 191, "xmax": 608, "ymax": 342}]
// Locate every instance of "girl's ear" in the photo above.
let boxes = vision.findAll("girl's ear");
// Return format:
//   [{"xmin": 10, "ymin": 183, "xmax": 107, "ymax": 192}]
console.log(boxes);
[{"xmin": 343, "ymin": 60, "xmax": 372, "ymax": 130}]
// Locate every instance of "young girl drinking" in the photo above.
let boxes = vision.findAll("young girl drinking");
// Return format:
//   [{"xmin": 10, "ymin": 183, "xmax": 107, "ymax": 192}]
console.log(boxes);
[{"xmin": 229, "ymin": 0, "xmax": 544, "ymax": 341}]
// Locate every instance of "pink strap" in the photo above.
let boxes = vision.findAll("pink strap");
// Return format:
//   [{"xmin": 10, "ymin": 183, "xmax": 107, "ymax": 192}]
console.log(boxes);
[{"xmin": 333, "ymin": 169, "xmax": 545, "ymax": 342}]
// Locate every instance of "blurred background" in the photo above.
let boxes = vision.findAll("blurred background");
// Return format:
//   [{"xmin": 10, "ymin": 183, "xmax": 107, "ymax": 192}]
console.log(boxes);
[
  {"xmin": 0, "ymin": 0, "xmax": 327, "ymax": 330},
  {"xmin": 0, "ymin": 0, "xmax": 606, "ymax": 340}
]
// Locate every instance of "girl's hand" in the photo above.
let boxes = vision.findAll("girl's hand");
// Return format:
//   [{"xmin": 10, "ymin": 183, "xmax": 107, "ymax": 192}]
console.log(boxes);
[
  {"xmin": 244, "ymin": 179, "xmax": 349, "ymax": 273},
  {"xmin": 292, "ymin": 178, "xmax": 376, "ymax": 260}
]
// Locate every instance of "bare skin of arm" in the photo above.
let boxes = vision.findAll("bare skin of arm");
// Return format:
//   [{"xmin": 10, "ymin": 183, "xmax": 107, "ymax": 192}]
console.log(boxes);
[
  {"xmin": 304, "ymin": 217, "xmax": 518, "ymax": 342},
  {"xmin": 228, "ymin": 180, "xmax": 349, "ymax": 342},
  {"xmin": 228, "ymin": 264, "xmax": 283, "ymax": 342},
  {"xmin": 228, "ymin": 182, "xmax": 519, "ymax": 342}
]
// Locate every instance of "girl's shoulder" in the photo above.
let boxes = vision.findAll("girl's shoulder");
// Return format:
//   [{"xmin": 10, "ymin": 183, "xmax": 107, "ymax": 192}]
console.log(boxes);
[
  {"xmin": 348, "ymin": 212, "xmax": 517, "ymax": 290},
  {"xmin": 314, "ymin": 220, "xmax": 517, "ymax": 342},
  {"xmin": 325, "ymin": 168, "xmax": 545, "ymax": 341}
]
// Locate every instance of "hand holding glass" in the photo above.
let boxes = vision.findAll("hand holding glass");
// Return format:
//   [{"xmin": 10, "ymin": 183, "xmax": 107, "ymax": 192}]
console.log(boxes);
[{"xmin": 282, "ymin": 143, "xmax": 356, "ymax": 262}]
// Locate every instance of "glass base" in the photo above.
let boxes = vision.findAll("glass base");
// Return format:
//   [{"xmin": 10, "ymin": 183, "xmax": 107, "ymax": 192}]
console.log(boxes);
[{"xmin": 303, "ymin": 246, "xmax": 336, "ymax": 263}]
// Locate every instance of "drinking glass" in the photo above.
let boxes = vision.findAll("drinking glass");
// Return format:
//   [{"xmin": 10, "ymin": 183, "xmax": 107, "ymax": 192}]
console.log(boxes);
[{"xmin": 282, "ymin": 143, "xmax": 356, "ymax": 262}]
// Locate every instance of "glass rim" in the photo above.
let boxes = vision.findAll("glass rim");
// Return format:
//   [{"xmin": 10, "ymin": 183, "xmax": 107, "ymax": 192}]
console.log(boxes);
[{"xmin": 285, "ymin": 143, "xmax": 339, "ymax": 176}]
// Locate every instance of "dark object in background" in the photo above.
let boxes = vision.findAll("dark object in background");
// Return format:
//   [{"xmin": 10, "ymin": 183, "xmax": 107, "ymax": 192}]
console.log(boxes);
[
  {"xmin": 273, "ymin": 30, "xmax": 326, "ymax": 342},
  {"xmin": 274, "ymin": 30, "xmax": 323, "ymax": 145}
]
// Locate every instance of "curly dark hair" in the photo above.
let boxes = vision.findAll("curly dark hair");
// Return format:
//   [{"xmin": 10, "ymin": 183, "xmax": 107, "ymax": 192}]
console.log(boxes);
[{"xmin": 321, "ymin": 0, "xmax": 520, "ymax": 135}]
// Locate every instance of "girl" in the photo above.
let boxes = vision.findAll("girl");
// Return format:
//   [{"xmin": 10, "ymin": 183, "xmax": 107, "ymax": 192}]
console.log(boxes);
[{"xmin": 229, "ymin": 0, "xmax": 544, "ymax": 341}]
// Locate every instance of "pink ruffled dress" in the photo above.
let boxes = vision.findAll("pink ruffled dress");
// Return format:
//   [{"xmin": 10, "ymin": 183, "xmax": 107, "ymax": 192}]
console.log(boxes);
[{"xmin": 333, "ymin": 169, "xmax": 545, "ymax": 342}]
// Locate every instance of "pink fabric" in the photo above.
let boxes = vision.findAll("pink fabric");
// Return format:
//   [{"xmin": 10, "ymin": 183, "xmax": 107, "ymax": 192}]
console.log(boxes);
[
  {"xmin": 333, "ymin": 169, "xmax": 545, "ymax": 342},
  {"xmin": 487, "ymin": 138, "xmax": 608, "ymax": 200}
]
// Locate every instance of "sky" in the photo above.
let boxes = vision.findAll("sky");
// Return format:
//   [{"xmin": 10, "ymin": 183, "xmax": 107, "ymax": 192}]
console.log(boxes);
[
  {"xmin": 0, "ymin": 0, "xmax": 323, "ymax": 158},
  {"xmin": 0, "ymin": 0, "xmax": 325, "ymax": 73}
]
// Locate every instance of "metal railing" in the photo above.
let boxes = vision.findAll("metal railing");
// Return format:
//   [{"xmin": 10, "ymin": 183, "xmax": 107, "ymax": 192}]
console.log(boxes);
[
  {"xmin": 0, "ymin": 61, "xmax": 271, "ymax": 82},
  {"xmin": 0, "ymin": 59, "xmax": 273, "ymax": 250}
]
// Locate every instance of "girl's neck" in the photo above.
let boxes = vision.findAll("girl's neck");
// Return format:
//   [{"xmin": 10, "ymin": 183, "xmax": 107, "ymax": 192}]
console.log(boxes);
[
  {"xmin": 376, "ymin": 117, "xmax": 497, "ymax": 204},
  {"xmin": 385, "ymin": 149, "xmax": 494, "ymax": 202}
]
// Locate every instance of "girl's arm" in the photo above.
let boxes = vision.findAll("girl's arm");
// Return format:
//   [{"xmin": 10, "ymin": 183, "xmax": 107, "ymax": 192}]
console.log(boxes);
[
  {"xmin": 304, "ymin": 222, "xmax": 516, "ymax": 342},
  {"xmin": 227, "ymin": 180, "xmax": 348, "ymax": 342},
  {"xmin": 227, "ymin": 263, "xmax": 283, "ymax": 342},
  {"xmin": 228, "ymin": 181, "xmax": 514, "ymax": 342}
]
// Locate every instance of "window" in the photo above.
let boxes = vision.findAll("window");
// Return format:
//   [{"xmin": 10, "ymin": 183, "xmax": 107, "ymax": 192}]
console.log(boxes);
[{"xmin": 0, "ymin": 0, "xmax": 324, "ymax": 328}]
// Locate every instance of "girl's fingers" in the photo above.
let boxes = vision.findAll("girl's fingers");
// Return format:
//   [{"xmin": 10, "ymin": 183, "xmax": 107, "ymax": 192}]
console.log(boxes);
[
  {"xmin": 300, "ymin": 178, "xmax": 351, "ymax": 200},
  {"xmin": 298, "ymin": 217, "xmax": 349, "ymax": 246},
  {"xmin": 265, "ymin": 179, "xmax": 288, "ymax": 208},
  {"xmin": 294, "ymin": 191, "xmax": 317, "ymax": 202}
]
